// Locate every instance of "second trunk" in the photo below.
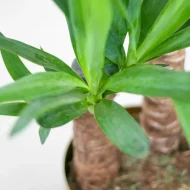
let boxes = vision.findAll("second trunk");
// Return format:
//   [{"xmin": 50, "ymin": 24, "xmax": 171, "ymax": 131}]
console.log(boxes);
[{"xmin": 140, "ymin": 50, "xmax": 185, "ymax": 153}]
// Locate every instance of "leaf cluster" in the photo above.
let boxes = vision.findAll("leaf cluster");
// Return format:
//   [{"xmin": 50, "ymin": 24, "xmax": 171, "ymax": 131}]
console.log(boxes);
[{"xmin": 0, "ymin": 0, "xmax": 190, "ymax": 157}]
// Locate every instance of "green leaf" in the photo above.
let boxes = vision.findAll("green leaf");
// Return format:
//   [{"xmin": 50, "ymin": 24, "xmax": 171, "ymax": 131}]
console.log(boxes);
[
  {"xmin": 0, "ymin": 34, "xmax": 78, "ymax": 77},
  {"xmin": 103, "ymin": 63, "xmax": 119, "ymax": 77},
  {"xmin": 139, "ymin": 0, "xmax": 168, "ymax": 46},
  {"xmin": 137, "ymin": 0, "xmax": 190, "ymax": 61},
  {"xmin": 142, "ymin": 27, "xmax": 190, "ymax": 62},
  {"xmin": 0, "ymin": 72, "xmax": 88, "ymax": 103},
  {"xmin": 173, "ymin": 99, "xmax": 190, "ymax": 144},
  {"xmin": 125, "ymin": 0, "xmax": 142, "ymax": 65},
  {"xmin": 177, "ymin": 19, "xmax": 190, "ymax": 32},
  {"xmin": 125, "ymin": 0, "xmax": 142, "ymax": 40},
  {"xmin": 39, "ymin": 127, "xmax": 51, "ymax": 144},
  {"xmin": 1, "ymin": 50, "xmax": 31, "ymax": 80},
  {"xmin": 105, "ymin": 1, "xmax": 128, "ymax": 67},
  {"xmin": 43, "ymin": 67, "xmax": 55, "ymax": 72},
  {"xmin": 104, "ymin": 64, "xmax": 190, "ymax": 101},
  {"xmin": 53, "ymin": 0, "xmax": 78, "ymax": 59},
  {"xmin": 53, "ymin": 0, "xmax": 69, "ymax": 17},
  {"xmin": 0, "ymin": 102, "xmax": 26, "ymax": 116},
  {"xmin": 67, "ymin": 0, "xmax": 113, "ymax": 93},
  {"xmin": 102, "ymin": 90, "xmax": 115, "ymax": 98},
  {"xmin": 112, "ymin": 0, "xmax": 128, "ymax": 20},
  {"xmin": 10, "ymin": 89, "xmax": 88, "ymax": 135},
  {"xmin": 38, "ymin": 101, "xmax": 87, "ymax": 128},
  {"xmin": 94, "ymin": 99, "xmax": 149, "ymax": 158},
  {"xmin": 40, "ymin": 46, "xmax": 56, "ymax": 72},
  {"xmin": 155, "ymin": 63, "xmax": 168, "ymax": 68}
]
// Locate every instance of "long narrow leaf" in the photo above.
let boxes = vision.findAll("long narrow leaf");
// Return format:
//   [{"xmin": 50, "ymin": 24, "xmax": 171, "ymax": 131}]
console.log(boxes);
[
  {"xmin": 173, "ymin": 99, "xmax": 190, "ymax": 144},
  {"xmin": 126, "ymin": 0, "xmax": 142, "ymax": 43},
  {"xmin": 0, "ymin": 102, "xmax": 26, "ymax": 116},
  {"xmin": 142, "ymin": 27, "xmax": 190, "ymax": 62},
  {"xmin": 94, "ymin": 99, "xmax": 149, "ymax": 158},
  {"xmin": 0, "ymin": 72, "xmax": 88, "ymax": 103},
  {"xmin": 10, "ymin": 89, "xmax": 88, "ymax": 135},
  {"xmin": 1, "ymin": 50, "xmax": 31, "ymax": 80},
  {"xmin": 0, "ymin": 34, "xmax": 78, "ymax": 78},
  {"xmin": 104, "ymin": 65, "xmax": 190, "ymax": 101},
  {"xmin": 53, "ymin": 0, "xmax": 78, "ymax": 59},
  {"xmin": 125, "ymin": 0, "xmax": 142, "ymax": 65},
  {"xmin": 137, "ymin": 0, "xmax": 190, "ymax": 60},
  {"xmin": 40, "ymin": 47, "xmax": 56, "ymax": 72},
  {"xmin": 139, "ymin": 0, "xmax": 168, "ymax": 46},
  {"xmin": 67, "ymin": 0, "xmax": 113, "ymax": 93},
  {"xmin": 54, "ymin": 0, "xmax": 113, "ymax": 91},
  {"xmin": 105, "ymin": 0, "xmax": 128, "ymax": 67}
]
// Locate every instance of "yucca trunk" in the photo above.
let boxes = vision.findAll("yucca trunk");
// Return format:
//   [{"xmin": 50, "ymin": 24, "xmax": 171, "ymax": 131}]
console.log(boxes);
[
  {"xmin": 140, "ymin": 50, "xmax": 185, "ymax": 153},
  {"xmin": 73, "ymin": 111, "xmax": 120, "ymax": 190}
]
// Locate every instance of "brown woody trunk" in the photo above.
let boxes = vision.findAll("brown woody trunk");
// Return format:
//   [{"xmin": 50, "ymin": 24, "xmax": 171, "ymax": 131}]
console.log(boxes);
[
  {"xmin": 140, "ymin": 50, "xmax": 185, "ymax": 153},
  {"xmin": 73, "ymin": 111, "xmax": 120, "ymax": 190}
]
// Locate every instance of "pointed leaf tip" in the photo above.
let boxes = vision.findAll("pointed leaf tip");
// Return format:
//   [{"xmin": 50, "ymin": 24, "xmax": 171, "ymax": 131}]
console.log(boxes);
[{"xmin": 39, "ymin": 127, "xmax": 51, "ymax": 144}]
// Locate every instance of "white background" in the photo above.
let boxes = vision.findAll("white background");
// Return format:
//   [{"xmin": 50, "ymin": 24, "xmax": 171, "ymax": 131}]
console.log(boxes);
[{"xmin": 0, "ymin": 1, "xmax": 190, "ymax": 190}]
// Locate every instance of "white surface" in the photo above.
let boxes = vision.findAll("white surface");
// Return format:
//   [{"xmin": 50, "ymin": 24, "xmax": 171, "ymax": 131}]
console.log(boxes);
[
  {"xmin": 0, "ymin": 1, "xmax": 190, "ymax": 190},
  {"xmin": 0, "ymin": 1, "xmax": 73, "ymax": 190}
]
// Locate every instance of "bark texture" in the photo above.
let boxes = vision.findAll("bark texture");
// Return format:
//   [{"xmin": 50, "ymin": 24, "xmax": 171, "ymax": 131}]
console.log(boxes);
[
  {"xmin": 73, "ymin": 111, "xmax": 120, "ymax": 190},
  {"xmin": 140, "ymin": 50, "xmax": 185, "ymax": 154}
]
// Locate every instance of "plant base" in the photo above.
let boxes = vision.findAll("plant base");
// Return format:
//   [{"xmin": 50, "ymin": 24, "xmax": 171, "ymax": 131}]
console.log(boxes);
[{"xmin": 66, "ymin": 107, "xmax": 190, "ymax": 190}]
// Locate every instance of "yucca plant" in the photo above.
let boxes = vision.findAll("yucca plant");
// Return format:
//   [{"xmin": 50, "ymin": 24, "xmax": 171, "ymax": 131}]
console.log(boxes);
[{"xmin": 0, "ymin": 0, "xmax": 190, "ymax": 189}]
